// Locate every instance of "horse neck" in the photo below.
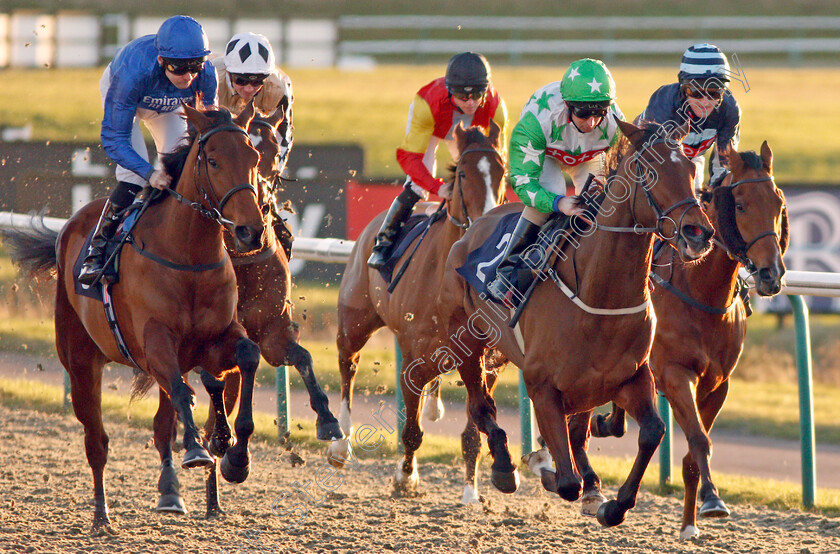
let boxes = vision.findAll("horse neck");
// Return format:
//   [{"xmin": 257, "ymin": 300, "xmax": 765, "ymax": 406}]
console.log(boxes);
[
  {"xmin": 680, "ymin": 205, "xmax": 740, "ymax": 307},
  {"xmin": 570, "ymin": 180, "xmax": 654, "ymax": 306},
  {"xmin": 156, "ymin": 158, "xmax": 225, "ymax": 264}
]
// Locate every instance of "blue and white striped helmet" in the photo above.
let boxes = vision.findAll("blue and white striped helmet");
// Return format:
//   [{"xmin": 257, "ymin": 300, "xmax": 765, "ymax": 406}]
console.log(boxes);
[{"xmin": 678, "ymin": 43, "xmax": 730, "ymax": 84}]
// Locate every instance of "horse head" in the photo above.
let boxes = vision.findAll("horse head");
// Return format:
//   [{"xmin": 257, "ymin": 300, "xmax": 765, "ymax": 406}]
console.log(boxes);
[
  {"xmin": 448, "ymin": 120, "xmax": 506, "ymax": 229},
  {"xmin": 615, "ymin": 119, "xmax": 714, "ymax": 261},
  {"xmin": 248, "ymin": 100, "xmax": 286, "ymax": 185},
  {"xmin": 181, "ymin": 102, "xmax": 265, "ymax": 253},
  {"xmin": 709, "ymin": 142, "xmax": 787, "ymax": 296}
]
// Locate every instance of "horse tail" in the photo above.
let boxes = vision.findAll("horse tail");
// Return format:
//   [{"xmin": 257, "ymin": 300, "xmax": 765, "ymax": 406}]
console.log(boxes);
[
  {"xmin": 0, "ymin": 212, "xmax": 59, "ymax": 278},
  {"xmin": 130, "ymin": 367, "xmax": 155, "ymax": 401}
]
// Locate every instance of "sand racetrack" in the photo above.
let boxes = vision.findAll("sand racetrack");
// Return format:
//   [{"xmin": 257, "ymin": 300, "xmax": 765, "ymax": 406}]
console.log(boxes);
[{"xmin": 1, "ymin": 403, "xmax": 839, "ymax": 553}]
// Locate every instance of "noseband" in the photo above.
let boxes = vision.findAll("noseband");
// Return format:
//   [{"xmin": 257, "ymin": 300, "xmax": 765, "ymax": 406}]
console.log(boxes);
[
  {"xmin": 448, "ymin": 146, "xmax": 504, "ymax": 230},
  {"xmin": 165, "ymin": 123, "xmax": 259, "ymax": 227}
]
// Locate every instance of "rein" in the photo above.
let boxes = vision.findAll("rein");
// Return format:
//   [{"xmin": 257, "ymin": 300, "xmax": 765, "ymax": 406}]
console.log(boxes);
[
  {"xmin": 447, "ymin": 146, "xmax": 504, "ymax": 230},
  {"xmin": 716, "ymin": 174, "xmax": 779, "ymax": 274}
]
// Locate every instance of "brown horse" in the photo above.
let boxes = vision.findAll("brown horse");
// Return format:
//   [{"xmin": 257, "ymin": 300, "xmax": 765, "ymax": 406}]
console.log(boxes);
[
  {"xmin": 585, "ymin": 143, "xmax": 788, "ymax": 538},
  {"xmin": 328, "ymin": 122, "xmax": 513, "ymax": 500},
  {"xmin": 438, "ymin": 119, "xmax": 715, "ymax": 527},
  {"xmin": 1, "ymin": 104, "xmax": 265, "ymax": 532},
  {"xmin": 149, "ymin": 106, "xmax": 342, "ymax": 517}
]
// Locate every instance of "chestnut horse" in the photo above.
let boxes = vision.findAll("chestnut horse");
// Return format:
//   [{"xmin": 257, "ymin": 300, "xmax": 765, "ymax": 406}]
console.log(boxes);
[
  {"xmin": 328, "ymin": 122, "xmax": 513, "ymax": 501},
  {"xmin": 584, "ymin": 143, "xmax": 788, "ymax": 538},
  {"xmin": 149, "ymin": 106, "xmax": 342, "ymax": 517},
  {"xmin": 1, "ymin": 104, "xmax": 265, "ymax": 532},
  {"xmin": 438, "ymin": 120, "xmax": 715, "ymax": 527}
]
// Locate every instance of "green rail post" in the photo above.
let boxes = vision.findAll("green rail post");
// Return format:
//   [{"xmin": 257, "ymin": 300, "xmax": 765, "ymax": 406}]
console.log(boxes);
[
  {"xmin": 395, "ymin": 337, "xmax": 404, "ymax": 453},
  {"xmin": 63, "ymin": 371, "xmax": 71, "ymax": 411},
  {"xmin": 276, "ymin": 366, "xmax": 290, "ymax": 441},
  {"xmin": 789, "ymin": 295, "xmax": 816, "ymax": 508},
  {"xmin": 658, "ymin": 393, "xmax": 673, "ymax": 485},
  {"xmin": 519, "ymin": 373, "xmax": 536, "ymax": 455}
]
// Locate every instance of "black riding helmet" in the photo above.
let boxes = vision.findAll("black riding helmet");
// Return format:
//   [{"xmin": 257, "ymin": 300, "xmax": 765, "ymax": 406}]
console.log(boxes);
[{"xmin": 445, "ymin": 52, "xmax": 490, "ymax": 95}]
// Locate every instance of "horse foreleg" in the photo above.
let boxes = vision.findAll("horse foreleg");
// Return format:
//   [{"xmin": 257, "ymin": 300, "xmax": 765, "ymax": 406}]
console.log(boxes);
[
  {"xmin": 285, "ymin": 341, "xmax": 343, "ymax": 441},
  {"xmin": 461, "ymin": 356, "xmax": 519, "ymax": 495},
  {"xmin": 461, "ymin": 414, "xmax": 482, "ymax": 504},
  {"xmin": 600, "ymin": 362, "xmax": 665, "ymax": 527},
  {"xmin": 569, "ymin": 411, "xmax": 607, "ymax": 517},
  {"xmin": 591, "ymin": 402, "xmax": 628, "ymax": 438},
  {"xmin": 153, "ymin": 390, "xmax": 186, "ymax": 514},
  {"xmin": 529, "ymin": 383, "xmax": 580, "ymax": 501},
  {"xmin": 200, "ymin": 370, "xmax": 235, "ymax": 457},
  {"xmin": 219, "ymin": 337, "xmax": 261, "ymax": 484}
]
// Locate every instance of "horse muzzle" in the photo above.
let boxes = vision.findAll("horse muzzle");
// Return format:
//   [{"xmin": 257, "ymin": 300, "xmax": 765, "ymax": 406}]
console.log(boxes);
[
  {"xmin": 674, "ymin": 223, "xmax": 714, "ymax": 262},
  {"xmin": 231, "ymin": 224, "xmax": 265, "ymax": 253},
  {"xmin": 755, "ymin": 264, "xmax": 785, "ymax": 297}
]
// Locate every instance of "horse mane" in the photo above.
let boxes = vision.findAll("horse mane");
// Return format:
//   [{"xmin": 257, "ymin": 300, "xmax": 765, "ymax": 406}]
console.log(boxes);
[
  {"xmin": 738, "ymin": 151, "xmax": 764, "ymax": 171},
  {"xmin": 160, "ymin": 108, "xmax": 237, "ymax": 185}
]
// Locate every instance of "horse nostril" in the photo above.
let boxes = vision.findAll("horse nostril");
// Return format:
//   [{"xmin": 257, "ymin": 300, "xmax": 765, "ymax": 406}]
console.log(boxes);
[
  {"xmin": 759, "ymin": 267, "xmax": 778, "ymax": 283},
  {"xmin": 235, "ymin": 226, "xmax": 255, "ymax": 245},
  {"xmin": 681, "ymin": 225, "xmax": 712, "ymax": 245}
]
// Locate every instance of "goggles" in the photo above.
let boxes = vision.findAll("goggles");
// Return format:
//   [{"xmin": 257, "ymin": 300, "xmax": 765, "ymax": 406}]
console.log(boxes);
[
  {"xmin": 163, "ymin": 58, "xmax": 205, "ymax": 75},
  {"xmin": 451, "ymin": 89, "xmax": 486, "ymax": 101},
  {"xmin": 232, "ymin": 73, "xmax": 269, "ymax": 87},
  {"xmin": 683, "ymin": 85, "xmax": 724, "ymax": 101},
  {"xmin": 568, "ymin": 103, "xmax": 610, "ymax": 119}
]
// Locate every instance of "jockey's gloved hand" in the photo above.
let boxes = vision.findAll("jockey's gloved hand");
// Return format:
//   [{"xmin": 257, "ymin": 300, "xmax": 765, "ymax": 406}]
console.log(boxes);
[
  {"xmin": 149, "ymin": 170, "xmax": 172, "ymax": 190},
  {"xmin": 552, "ymin": 195, "xmax": 586, "ymax": 217}
]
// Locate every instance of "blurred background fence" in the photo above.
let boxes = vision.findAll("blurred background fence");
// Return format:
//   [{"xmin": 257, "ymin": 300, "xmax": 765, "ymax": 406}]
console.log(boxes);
[{"xmin": 3, "ymin": 13, "xmax": 840, "ymax": 68}]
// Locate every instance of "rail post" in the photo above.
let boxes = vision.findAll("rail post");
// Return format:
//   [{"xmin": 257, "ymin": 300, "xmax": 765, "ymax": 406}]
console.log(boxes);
[{"xmin": 789, "ymin": 295, "xmax": 816, "ymax": 508}]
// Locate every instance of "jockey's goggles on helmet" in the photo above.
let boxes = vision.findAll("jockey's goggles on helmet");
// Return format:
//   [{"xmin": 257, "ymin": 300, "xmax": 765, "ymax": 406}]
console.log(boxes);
[
  {"xmin": 232, "ymin": 73, "xmax": 269, "ymax": 87},
  {"xmin": 451, "ymin": 88, "xmax": 486, "ymax": 101},
  {"xmin": 567, "ymin": 102, "xmax": 610, "ymax": 119},
  {"xmin": 683, "ymin": 84, "xmax": 723, "ymax": 101},
  {"xmin": 163, "ymin": 57, "xmax": 205, "ymax": 75}
]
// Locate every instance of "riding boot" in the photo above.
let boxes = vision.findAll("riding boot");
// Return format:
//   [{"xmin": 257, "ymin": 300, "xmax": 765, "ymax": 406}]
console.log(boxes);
[
  {"xmin": 485, "ymin": 217, "xmax": 542, "ymax": 308},
  {"xmin": 77, "ymin": 182, "xmax": 138, "ymax": 286},
  {"xmin": 367, "ymin": 187, "xmax": 422, "ymax": 269}
]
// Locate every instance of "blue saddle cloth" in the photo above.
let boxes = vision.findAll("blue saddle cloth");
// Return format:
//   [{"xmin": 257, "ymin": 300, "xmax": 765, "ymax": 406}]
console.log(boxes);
[
  {"xmin": 377, "ymin": 212, "xmax": 438, "ymax": 285},
  {"xmin": 455, "ymin": 212, "xmax": 521, "ymax": 298}
]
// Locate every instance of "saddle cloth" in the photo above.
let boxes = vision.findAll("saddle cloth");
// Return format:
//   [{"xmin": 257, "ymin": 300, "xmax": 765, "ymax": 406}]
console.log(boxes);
[{"xmin": 376, "ymin": 212, "xmax": 437, "ymax": 285}]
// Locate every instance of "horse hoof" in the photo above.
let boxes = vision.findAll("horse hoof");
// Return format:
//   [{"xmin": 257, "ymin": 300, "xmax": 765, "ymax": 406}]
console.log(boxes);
[
  {"xmin": 490, "ymin": 468, "xmax": 520, "ymax": 494},
  {"xmin": 539, "ymin": 469, "xmax": 558, "ymax": 493},
  {"xmin": 596, "ymin": 500, "xmax": 626, "ymax": 527},
  {"xmin": 461, "ymin": 484, "xmax": 480, "ymax": 505},
  {"xmin": 182, "ymin": 447, "xmax": 214, "ymax": 469},
  {"xmin": 317, "ymin": 419, "xmax": 345, "ymax": 442},
  {"xmin": 156, "ymin": 494, "xmax": 187, "ymax": 514},
  {"xmin": 679, "ymin": 525, "xmax": 700, "ymax": 540},
  {"xmin": 580, "ymin": 491, "xmax": 607, "ymax": 517},
  {"xmin": 220, "ymin": 453, "xmax": 250, "ymax": 483},
  {"xmin": 699, "ymin": 496, "xmax": 730, "ymax": 518},
  {"xmin": 208, "ymin": 436, "xmax": 235, "ymax": 458},
  {"xmin": 557, "ymin": 480, "xmax": 582, "ymax": 502},
  {"xmin": 205, "ymin": 505, "xmax": 225, "ymax": 519}
]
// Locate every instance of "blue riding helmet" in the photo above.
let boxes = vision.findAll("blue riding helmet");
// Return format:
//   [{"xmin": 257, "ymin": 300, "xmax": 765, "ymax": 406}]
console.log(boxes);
[{"xmin": 155, "ymin": 15, "xmax": 211, "ymax": 59}]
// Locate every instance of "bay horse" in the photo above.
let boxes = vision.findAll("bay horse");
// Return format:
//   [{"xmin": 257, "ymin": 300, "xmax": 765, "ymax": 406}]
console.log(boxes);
[
  {"xmin": 1, "ymin": 103, "xmax": 265, "ymax": 532},
  {"xmin": 328, "ymin": 122, "xmax": 514, "ymax": 501},
  {"xmin": 584, "ymin": 142, "xmax": 788, "ymax": 538},
  {"xmin": 150, "ymin": 105, "xmax": 343, "ymax": 517},
  {"xmin": 438, "ymin": 119, "xmax": 715, "ymax": 527}
]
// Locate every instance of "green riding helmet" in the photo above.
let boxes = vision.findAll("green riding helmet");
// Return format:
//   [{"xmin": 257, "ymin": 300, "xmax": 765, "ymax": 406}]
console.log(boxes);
[{"xmin": 560, "ymin": 58, "xmax": 617, "ymax": 103}]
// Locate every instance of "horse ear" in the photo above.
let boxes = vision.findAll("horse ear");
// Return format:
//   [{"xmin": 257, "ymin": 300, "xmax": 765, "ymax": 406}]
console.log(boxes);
[
  {"xmin": 616, "ymin": 119, "xmax": 645, "ymax": 145},
  {"xmin": 454, "ymin": 122, "xmax": 467, "ymax": 151},
  {"xmin": 673, "ymin": 121, "xmax": 690, "ymax": 143},
  {"xmin": 265, "ymin": 98, "xmax": 286, "ymax": 130},
  {"xmin": 235, "ymin": 99, "xmax": 256, "ymax": 129},
  {"xmin": 487, "ymin": 119, "xmax": 501, "ymax": 148},
  {"xmin": 760, "ymin": 140, "xmax": 773, "ymax": 173},
  {"xmin": 182, "ymin": 101, "xmax": 212, "ymax": 133},
  {"xmin": 727, "ymin": 143, "xmax": 742, "ymax": 173}
]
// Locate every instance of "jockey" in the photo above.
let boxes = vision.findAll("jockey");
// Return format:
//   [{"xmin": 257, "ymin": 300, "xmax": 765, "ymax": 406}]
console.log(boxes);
[
  {"xmin": 486, "ymin": 58, "xmax": 624, "ymax": 307},
  {"xmin": 214, "ymin": 32, "xmax": 294, "ymax": 172},
  {"xmin": 214, "ymin": 32, "xmax": 295, "ymax": 256},
  {"xmin": 367, "ymin": 51, "xmax": 508, "ymax": 269},
  {"xmin": 638, "ymin": 43, "xmax": 741, "ymax": 194},
  {"xmin": 78, "ymin": 15, "xmax": 216, "ymax": 286}
]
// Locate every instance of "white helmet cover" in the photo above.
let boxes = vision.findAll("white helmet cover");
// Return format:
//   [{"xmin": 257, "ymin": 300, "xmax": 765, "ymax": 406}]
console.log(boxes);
[{"xmin": 224, "ymin": 32, "xmax": 275, "ymax": 74}]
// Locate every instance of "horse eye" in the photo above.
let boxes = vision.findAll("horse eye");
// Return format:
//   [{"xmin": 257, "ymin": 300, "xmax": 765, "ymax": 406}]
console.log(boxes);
[
  {"xmin": 208, "ymin": 158, "xmax": 218, "ymax": 168},
  {"xmin": 735, "ymin": 203, "xmax": 745, "ymax": 213}
]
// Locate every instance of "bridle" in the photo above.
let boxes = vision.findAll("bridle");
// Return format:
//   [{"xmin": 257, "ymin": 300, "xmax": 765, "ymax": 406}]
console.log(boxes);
[
  {"xmin": 712, "ymin": 171, "xmax": 780, "ymax": 274},
  {"xmin": 164, "ymin": 123, "xmax": 258, "ymax": 228},
  {"xmin": 597, "ymin": 137, "xmax": 701, "ymax": 240},
  {"xmin": 448, "ymin": 146, "xmax": 505, "ymax": 230}
]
